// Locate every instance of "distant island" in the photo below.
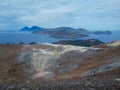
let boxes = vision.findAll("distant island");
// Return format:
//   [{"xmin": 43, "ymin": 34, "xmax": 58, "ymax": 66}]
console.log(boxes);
[
  {"xmin": 93, "ymin": 31, "xmax": 112, "ymax": 35},
  {"xmin": 20, "ymin": 26, "xmax": 45, "ymax": 31},
  {"xmin": 33, "ymin": 27, "xmax": 90, "ymax": 39},
  {"xmin": 20, "ymin": 26, "xmax": 112, "ymax": 39}
]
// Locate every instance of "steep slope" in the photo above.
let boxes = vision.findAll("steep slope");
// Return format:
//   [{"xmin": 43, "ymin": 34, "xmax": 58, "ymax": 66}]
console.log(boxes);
[
  {"xmin": 55, "ymin": 45, "xmax": 120, "ymax": 80},
  {"xmin": 20, "ymin": 26, "xmax": 30, "ymax": 31},
  {"xmin": 93, "ymin": 40, "xmax": 120, "ymax": 48},
  {"xmin": 0, "ymin": 44, "xmax": 29, "ymax": 83},
  {"xmin": 30, "ymin": 26, "xmax": 44, "ymax": 31},
  {"xmin": 18, "ymin": 44, "xmax": 101, "ymax": 80},
  {"xmin": 0, "ymin": 41, "xmax": 119, "ymax": 89}
]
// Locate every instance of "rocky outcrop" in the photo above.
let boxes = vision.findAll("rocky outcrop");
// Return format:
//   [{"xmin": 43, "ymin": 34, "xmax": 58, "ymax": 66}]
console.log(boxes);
[
  {"xmin": 54, "ymin": 39, "xmax": 104, "ymax": 46},
  {"xmin": 18, "ymin": 44, "xmax": 100, "ymax": 80}
]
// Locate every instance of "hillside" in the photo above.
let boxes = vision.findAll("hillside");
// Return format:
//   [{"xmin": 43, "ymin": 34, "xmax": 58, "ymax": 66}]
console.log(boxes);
[
  {"xmin": 34, "ymin": 27, "xmax": 89, "ymax": 39},
  {"xmin": 0, "ymin": 41, "xmax": 119, "ymax": 89},
  {"xmin": 54, "ymin": 39, "xmax": 104, "ymax": 46},
  {"xmin": 33, "ymin": 27, "xmax": 112, "ymax": 39}
]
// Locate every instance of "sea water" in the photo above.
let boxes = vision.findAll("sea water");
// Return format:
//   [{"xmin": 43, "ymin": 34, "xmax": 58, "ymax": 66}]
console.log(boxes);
[{"xmin": 0, "ymin": 31, "xmax": 120, "ymax": 44}]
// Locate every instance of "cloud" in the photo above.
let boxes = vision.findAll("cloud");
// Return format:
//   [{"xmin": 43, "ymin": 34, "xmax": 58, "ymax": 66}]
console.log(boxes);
[{"xmin": 0, "ymin": 0, "xmax": 120, "ymax": 30}]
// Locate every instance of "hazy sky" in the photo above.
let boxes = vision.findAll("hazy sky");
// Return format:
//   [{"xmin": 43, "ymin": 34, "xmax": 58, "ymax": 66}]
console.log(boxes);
[{"xmin": 0, "ymin": 0, "xmax": 120, "ymax": 30}]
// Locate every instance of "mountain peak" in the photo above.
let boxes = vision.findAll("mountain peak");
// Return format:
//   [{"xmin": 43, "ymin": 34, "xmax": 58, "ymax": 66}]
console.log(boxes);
[
  {"xmin": 20, "ymin": 26, "xmax": 44, "ymax": 31},
  {"xmin": 20, "ymin": 26, "xmax": 30, "ymax": 31},
  {"xmin": 31, "ymin": 26, "xmax": 44, "ymax": 30}
]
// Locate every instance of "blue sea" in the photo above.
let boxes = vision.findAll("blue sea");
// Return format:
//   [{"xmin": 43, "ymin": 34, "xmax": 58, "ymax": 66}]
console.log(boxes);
[
  {"xmin": 0, "ymin": 31, "xmax": 120, "ymax": 44},
  {"xmin": 81, "ymin": 31, "xmax": 120, "ymax": 43}
]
